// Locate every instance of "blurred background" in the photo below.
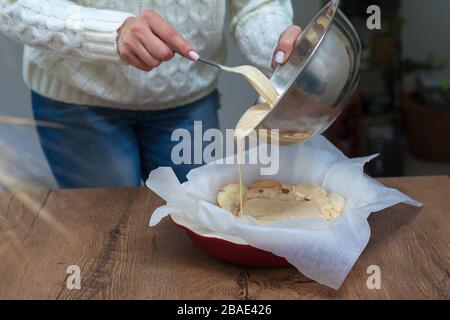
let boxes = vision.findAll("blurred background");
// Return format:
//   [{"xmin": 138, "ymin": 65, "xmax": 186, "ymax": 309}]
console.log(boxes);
[{"xmin": 0, "ymin": 0, "xmax": 449, "ymax": 189}]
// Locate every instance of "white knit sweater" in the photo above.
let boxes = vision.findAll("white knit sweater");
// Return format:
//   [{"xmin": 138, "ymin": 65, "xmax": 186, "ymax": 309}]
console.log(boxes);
[{"xmin": 0, "ymin": 0, "xmax": 293, "ymax": 110}]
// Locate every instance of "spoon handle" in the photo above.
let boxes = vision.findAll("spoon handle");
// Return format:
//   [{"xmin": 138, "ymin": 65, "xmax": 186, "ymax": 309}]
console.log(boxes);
[
  {"xmin": 196, "ymin": 57, "xmax": 225, "ymax": 70},
  {"xmin": 172, "ymin": 49, "xmax": 225, "ymax": 70}
]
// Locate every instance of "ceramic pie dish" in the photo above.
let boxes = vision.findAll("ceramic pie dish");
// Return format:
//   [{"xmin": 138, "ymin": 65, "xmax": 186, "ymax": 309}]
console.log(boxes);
[{"xmin": 172, "ymin": 218, "xmax": 289, "ymax": 268}]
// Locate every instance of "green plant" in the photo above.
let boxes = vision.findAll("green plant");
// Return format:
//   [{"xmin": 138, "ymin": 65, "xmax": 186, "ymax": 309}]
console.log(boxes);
[
  {"xmin": 442, "ymin": 79, "xmax": 450, "ymax": 91},
  {"xmin": 399, "ymin": 57, "xmax": 450, "ymax": 89},
  {"xmin": 399, "ymin": 59, "xmax": 435, "ymax": 75}
]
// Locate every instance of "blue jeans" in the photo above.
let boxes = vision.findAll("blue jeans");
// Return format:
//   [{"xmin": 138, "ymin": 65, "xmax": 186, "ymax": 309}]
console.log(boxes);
[{"xmin": 31, "ymin": 91, "xmax": 220, "ymax": 188}]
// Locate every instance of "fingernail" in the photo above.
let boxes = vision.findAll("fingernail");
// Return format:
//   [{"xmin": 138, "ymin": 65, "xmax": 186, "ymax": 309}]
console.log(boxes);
[
  {"xmin": 275, "ymin": 51, "xmax": 285, "ymax": 64},
  {"xmin": 188, "ymin": 51, "xmax": 199, "ymax": 61}
]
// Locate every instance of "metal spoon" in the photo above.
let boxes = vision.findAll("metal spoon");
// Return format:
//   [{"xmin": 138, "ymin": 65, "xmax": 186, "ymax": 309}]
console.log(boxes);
[
  {"xmin": 196, "ymin": 56, "xmax": 227, "ymax": 70},
  {"xmin": 173, "ymin": 49, "xmax": 227, "ymax": 70}
]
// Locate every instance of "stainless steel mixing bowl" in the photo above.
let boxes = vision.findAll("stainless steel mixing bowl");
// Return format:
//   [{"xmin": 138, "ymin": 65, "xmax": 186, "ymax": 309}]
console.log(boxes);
[{"xmin": 257, "ymin": 0, "xmax": 362, "ymax": 143}]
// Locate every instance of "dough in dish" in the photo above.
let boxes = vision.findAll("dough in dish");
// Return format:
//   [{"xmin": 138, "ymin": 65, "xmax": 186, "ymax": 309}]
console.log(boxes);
[{"xmin": 216, "ymin": 180, "xmax": 346, "ymax": 223}]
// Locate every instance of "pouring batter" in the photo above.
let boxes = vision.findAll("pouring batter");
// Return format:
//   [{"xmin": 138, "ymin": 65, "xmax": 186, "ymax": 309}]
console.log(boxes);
[{"xmin": 230, "ymin": 64, "xmax": 311, "ymax": 216}]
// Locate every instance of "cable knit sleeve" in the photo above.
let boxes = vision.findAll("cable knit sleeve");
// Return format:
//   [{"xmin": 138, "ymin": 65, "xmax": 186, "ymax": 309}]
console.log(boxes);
[
  {"xmin": 230, "ymin": 0, "xmax": 293, "ymax": 69},
  {"xmin": 0, "ymin": 0, "xmax": 134, "ymax": 63}
]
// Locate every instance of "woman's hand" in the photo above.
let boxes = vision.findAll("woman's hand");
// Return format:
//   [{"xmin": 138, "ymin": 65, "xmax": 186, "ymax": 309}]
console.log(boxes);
[
  {"xmin": 117, "ymin": 10, "xmax": 198, "ymax": 72},
  {"xmin": 272, "ymin": 25, "xmax": 302, "ymax": 69}
]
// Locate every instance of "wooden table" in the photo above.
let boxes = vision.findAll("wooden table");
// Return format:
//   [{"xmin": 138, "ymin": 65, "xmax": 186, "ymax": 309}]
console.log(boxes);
[{"xmin": 0, "ymin": 176, "xmax": 448, "ymax": 300}]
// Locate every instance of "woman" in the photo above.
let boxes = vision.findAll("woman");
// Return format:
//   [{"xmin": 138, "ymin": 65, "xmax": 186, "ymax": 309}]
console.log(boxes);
[{"xmin": 0, "ymin": 0, "xmax": 301, "ymax": 187}]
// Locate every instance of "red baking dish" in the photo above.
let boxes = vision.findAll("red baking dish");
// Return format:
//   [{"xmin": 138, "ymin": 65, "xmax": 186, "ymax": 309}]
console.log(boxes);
[{"xmin": 172, "ymin": 219, "xmax": 290, "ymax": 268}]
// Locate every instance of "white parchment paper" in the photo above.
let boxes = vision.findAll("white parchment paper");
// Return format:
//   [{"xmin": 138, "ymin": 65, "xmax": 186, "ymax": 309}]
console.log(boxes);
[{"xmin": 146, "ymin": 135, "xmax": 422, "ymax": 289}]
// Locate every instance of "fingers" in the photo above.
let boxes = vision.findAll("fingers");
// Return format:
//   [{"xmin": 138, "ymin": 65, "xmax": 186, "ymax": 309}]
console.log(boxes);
[
  {"xmin": 117, "ymin": 10, "xmax": 199, "ymax": 72},
  {"xmin": 133, "ymin": 42, "xmax": 161, "ymax": 69},
  {"xmin": 272, "ymin": 25, "xmax": 302, "ymax": 69},
  {"xmin": 122, "ymin": 51, "xmax": 153, "ymax": 72},
  {"xmin": 144, "ymin": 10, "xmax": 198, "ymax": 60},
  {"xmin": 139, "ymin": 31, "xmax": 175, "ymax": 62}
]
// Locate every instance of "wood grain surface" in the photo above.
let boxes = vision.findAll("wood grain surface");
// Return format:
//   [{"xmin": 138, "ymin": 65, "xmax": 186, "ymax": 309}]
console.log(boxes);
[{"xmin": 0, "ymin": 176, "xmax": 448, "ymax": 300}]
